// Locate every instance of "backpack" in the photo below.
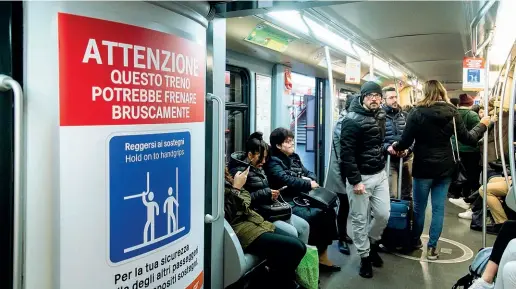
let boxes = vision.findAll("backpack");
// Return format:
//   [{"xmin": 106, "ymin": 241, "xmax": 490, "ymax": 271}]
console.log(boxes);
[{"xmin": 451, "ymin": 247, "xmax": 493, "ymax": 288}]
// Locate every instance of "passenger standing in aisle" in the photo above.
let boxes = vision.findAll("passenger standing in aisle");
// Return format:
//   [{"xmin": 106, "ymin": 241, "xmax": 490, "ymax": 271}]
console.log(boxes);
[
  {"xmin": 381, "ymin": 86, "xmax": 413, "ymax": 199},
  {"xmin": 325, "ymin": 94, "xmax": 357, "ymax": 255},
  {"xmin": 340, "ymin": 81, "xmax": 390, "ymax": 279},
  {"xmin": 389, "ymin": 80, "xmax": 490, "ymax": 260}
]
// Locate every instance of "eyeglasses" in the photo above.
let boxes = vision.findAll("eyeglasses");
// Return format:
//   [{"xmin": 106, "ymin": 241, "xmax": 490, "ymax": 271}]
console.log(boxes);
[{"xmin": 366, "ymin": 93, "xmax": 382, "ymax": 100}]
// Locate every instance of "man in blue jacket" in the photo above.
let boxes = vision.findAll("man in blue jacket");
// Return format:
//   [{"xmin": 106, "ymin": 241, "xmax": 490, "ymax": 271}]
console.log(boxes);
[{"xmin": 382, "ymin": 86, "xmax": 413, "ymax": 200}]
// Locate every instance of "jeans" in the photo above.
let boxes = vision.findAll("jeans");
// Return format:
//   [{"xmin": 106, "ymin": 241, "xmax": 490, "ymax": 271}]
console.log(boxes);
[
  {"xmin": 273, "ymin": 214, "xmax": 310, "ymax": 243},
  {"xmin": 412, "ymin": 177, "xmax": 451, "ymax": 248},
  {"xmin": 346, "ymin": 170, "xmax": 390, "ymax": 258}
]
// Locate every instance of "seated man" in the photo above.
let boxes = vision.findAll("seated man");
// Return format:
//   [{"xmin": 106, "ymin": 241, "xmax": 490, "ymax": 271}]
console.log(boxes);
[{"xmin": 479, "ymin": 176, "xmax": 512, "ymax": 226}]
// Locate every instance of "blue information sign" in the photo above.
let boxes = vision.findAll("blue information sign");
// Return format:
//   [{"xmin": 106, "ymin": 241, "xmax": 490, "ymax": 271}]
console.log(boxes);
[{"xmin": 108, "ymin": 131, "xmax": 191, "ymax": 264}]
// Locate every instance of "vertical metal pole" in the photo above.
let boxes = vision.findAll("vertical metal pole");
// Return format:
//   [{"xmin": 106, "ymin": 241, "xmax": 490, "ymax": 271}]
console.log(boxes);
[
  {"xmin": 323, "ymin": 46, "xmax": 334, "ymax": 186},
  {"xmin": 507, "ymin": 63, "xmax": 516, "ymax": 228},
  {"xmin": 482, "ymin": 52, "xmax": 490, "ymax": 248},
  {"xmin": 0, "ymin": 75, "xmax": 24, "ymax": 289},
  {"xmin": 370, "ymin": 52, "xmax": 375, "ymax": 80},
  {"xmin": 499, "ymin": 54, "xmax": 512, "ymax": 188},
  {"xmin": 294, "ymin": 104, "xmax": 298, "ymax": 153}
]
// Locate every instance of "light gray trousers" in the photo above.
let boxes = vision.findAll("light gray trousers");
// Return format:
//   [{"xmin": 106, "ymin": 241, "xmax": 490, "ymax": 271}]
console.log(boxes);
[
  {"xmin": 346, "ymin": 170, "xmax": 390, "ymax": 258},
  {"xmin": 495, "ymin": 239, "xmax": 516, "ymax": 289}
]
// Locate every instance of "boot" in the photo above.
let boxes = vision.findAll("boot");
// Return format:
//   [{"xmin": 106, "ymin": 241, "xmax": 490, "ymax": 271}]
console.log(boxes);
[
  {"xmin": 369, "ymin": 243, "xmax": 383, "ymax": 268},
  {"xmin": 359, "ymin": 257, "xmax": 373, "ymax": 278}
]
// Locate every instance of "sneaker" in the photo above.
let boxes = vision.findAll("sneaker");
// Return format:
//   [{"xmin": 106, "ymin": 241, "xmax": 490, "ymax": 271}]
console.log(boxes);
[
  {"xmin": 449, "ymin": 198, "xmax": 471, "ymax": 210},
  {"xmin": 359, "ymin": 257, "xmax": 373, "ymax": 278},
  {"xmin": 427, "ymin": 247, "xmax": 439, "ymax": 260},
  {"xmin": 412, "ymin": 239, "xmax": 423, "ymax": 250},
  {"xmin": 459, "ymin": 209, "xmax": 473, "ymax": 220},
  {"xmin": 469, "ymin": 278, "xmax": 494, "ymax": 289}
]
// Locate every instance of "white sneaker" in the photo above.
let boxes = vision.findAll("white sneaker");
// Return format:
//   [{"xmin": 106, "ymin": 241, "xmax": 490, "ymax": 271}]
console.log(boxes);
[
  {"xmin": 449, "ymin": 197, "xmax": 471, "ymax": 210},
  {"xmin": 459, "ymin": 209, "xmax": 473, "ymax": 220},
  {"xmin": 469, "ymin": 278, "xmax": 494, "ymax": 289}
]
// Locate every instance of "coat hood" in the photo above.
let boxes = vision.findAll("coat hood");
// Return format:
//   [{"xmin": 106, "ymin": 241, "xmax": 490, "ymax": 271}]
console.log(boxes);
[{"xmin": 414, "ymin": 102, "xmax": 456, "ymax": 127}]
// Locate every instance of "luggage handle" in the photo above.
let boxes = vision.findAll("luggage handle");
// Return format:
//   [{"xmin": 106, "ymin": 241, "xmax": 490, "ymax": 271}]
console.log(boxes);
[{"xmin": 386, "ymin": 154, "xmax": 403, "ymax": 199}]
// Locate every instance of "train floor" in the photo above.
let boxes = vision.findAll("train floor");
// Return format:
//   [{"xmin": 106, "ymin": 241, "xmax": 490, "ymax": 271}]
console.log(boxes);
[{"xmin": 321, "ymin": 201, "xmax": 497, "ymax": 289}]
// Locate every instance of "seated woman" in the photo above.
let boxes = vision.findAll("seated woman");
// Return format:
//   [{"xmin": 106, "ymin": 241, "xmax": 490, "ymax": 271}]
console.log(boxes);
[
  {"xmin": 228, "ymin": 132, "xmax": 310, "ymax": 243},
  {"xmin": 224, "ymin": 166, "xmax": 306, "ymax": 289},
  {"xmin": 470, "ymin": 220, "xmax": 516, "ymax": 289},
  {"xmin": 265, "ymin": 127, "xmax": 340, "ymax": 272}
]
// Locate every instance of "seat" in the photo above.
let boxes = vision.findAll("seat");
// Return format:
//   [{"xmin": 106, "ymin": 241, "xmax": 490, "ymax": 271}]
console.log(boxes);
[
  {"xmin": 223, "ymin": 219, "xmax": 265, "ymax": 288},
  {"xmin": 506, "ymin": 186, "xmax": 516, "ymax": 213}
]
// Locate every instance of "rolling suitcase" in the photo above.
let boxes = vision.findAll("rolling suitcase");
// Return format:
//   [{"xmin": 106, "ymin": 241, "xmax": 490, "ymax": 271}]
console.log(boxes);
[{"xmin": 381, "ymin": 154, "xmax": 412, "ymax": 251}]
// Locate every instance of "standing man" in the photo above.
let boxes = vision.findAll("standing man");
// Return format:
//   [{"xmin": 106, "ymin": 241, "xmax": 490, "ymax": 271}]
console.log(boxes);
[
  {"xmin": 325, "ymin": 94, "xmax": 357, "ymax": 255},
  {"xmin": 340, "ymin": 81, "xmax": 390, "ymax": 279},
  {"xmin": 382, "ymin": 86, "xmax": 413, "ymax": 200}
]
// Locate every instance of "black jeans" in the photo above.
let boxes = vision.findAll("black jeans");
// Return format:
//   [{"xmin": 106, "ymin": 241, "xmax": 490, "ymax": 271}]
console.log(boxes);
[
  {"xmin": 292, "ymin": 205, "xmax": 338, "ymax": 253},
  {"xmin": 246, "ymin": 232, "xmax": 306, "ymax": 284},
  {"xmin": 337, "ymin": 194, "xmax": 350, "ymax": 241},
  {"xmin": 489, "ymin": 221, "xmax": 516, "ymax": 264},
  {"xmin": 460, "ymin": 152, "xmax": 481, "ymax": 198}
]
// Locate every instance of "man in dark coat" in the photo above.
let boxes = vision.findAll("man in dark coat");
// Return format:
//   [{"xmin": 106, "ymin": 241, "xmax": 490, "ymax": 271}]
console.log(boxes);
[
  {"xmin": 339, "ymin": 81, "xmax": 390, "ymax": 279},
  {"xmin": 381, "ymin": 86, "xmax": 413, "ymax": 200}
]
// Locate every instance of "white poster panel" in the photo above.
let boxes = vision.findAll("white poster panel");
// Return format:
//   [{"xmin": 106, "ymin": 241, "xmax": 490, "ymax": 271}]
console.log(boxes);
[
  {"xmin": 255, "ymin": 74, "xmax": 272, "ymax": 140},
  {"xmin": 462, "ymin": 57, "xmax": 485, "ymax": 91},
  {"xmin": 58, "ymin": 11, "xmax": 205, "ymax": 289},
  {"xmin": 345, "ymin": 56, "xmax": 361, "ymax": 84}
]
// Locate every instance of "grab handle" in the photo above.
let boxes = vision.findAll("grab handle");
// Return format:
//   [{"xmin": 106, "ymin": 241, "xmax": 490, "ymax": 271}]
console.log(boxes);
[
  {"xmin": 0, "ymin": 75, "xmax": 24, "ymax": 289},
  {"xmin": 205, "ymin": 93, "xmax": 225, "ymax": 223}
]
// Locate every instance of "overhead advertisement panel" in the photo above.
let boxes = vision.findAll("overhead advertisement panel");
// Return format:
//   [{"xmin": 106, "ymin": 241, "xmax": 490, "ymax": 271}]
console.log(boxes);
[
  {"xmin": 345, "ymin": 56, "xmax": 361, "ymax": 85},
  {"xmin": 58, "ymin": 12, "xmax": 205, "ymax": 289},
  {"xmin": 462, "ymin": 57, "xmax": 485, "ymax": 91},
  {"xmin": 245, "ymin": 22, "xmax": 296, "ymax": 53}
]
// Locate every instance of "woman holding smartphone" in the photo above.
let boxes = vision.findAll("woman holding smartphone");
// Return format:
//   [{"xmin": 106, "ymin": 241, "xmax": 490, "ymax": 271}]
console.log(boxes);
[{"xmin": 228, "ymin": 132, "xmax": 310, "ymax": 243}]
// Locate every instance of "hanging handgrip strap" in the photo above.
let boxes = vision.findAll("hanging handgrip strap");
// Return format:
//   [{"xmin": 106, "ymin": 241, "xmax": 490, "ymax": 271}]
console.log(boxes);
[{"xmin": 0, "ymin": 75, "xmax": 24, "ymax": 289}]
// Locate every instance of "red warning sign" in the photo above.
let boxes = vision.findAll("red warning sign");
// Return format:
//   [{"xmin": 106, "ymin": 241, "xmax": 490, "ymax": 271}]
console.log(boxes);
[{"xmin": 58, "ymin": 13, "xmax": 206, "ymax": 126}]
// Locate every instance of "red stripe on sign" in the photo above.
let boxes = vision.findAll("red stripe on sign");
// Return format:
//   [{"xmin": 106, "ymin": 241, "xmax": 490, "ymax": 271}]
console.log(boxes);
[{"xmin": 58, "ymin": 13, "xmax": 206, "ymax": 126}]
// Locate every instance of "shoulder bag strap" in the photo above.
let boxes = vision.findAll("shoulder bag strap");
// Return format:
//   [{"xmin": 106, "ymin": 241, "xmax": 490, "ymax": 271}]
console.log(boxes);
[{"xmin": 452, "ymin": 116, "xmax": 461, "ymax": 162}]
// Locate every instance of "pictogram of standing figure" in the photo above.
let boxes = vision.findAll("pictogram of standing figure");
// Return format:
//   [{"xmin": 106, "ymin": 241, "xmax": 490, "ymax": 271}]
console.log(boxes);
[
  {"xmin": 142, "ymin": 173, "xmax": 159, "ymax": 243},
  {"xmin": 164, "ymin": 187, "xmax": 179, "ymax": 234}
]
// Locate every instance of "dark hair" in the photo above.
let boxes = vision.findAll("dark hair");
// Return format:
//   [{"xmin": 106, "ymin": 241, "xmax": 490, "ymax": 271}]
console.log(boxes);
[
  {"xmin": 382, "ymin": 86, "xmax": 396, "ymax": 98},
  {"xmin": 345, "ymin": 94, "xmax": 356, "ymax": 110},
  {"xmin": 450, "ymin": 98, "xmax": 460, "ymax": 107},
  {"xmin": 246, "ymin": 132, "xmax": 269, "ymax": 164},
  {"xmin": 225, "ymin": 166, "xmax": 233, "ymax": 184},
  {"xmin": 270, "ymin": 128, "xmax": 294, "ymax": 154},
  {"xmin": 471, "ymin": 104, "xmax": 480, "ymax": 114}
]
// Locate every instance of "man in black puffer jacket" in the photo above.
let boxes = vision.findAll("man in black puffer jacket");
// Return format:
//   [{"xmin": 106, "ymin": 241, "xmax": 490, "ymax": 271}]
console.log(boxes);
[
  {"xmin": 381, "ymin": 86, "xmax": 413, "ymax": 199},
  {"xmin": 339, "ymin": 81, "xmax": 390, "ymax": 279}
]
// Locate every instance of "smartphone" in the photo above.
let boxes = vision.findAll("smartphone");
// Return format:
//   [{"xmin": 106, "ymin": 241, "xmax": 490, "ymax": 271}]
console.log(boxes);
[{"xmin": 278, "ymin": 186, "xmax": 288, "ymax": 192}]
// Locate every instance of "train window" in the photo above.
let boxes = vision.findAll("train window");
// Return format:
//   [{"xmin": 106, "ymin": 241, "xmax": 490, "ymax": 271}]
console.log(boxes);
[{"xmin": 225, "ymin": 66, "xmax": 250, "ymax": 163}]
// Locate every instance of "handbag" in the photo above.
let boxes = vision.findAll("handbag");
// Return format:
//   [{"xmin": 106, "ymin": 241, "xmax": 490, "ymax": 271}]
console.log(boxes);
[
  {"xmin": 451, "ymin": 116, "xmax": 468, "ymax": 186},
  {"xmin": 257, "ymin": 195, "xmax": 292, "ymax": 222},
  {"xmin": 304, "ymin": 187, "xmax": 338, "ymax": 210}
]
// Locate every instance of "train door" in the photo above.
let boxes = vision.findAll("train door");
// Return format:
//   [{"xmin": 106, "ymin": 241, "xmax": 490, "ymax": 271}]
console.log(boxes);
[
  {"xmin": 289, "ymin": 72, "xmax": 319, "ymax": 175},
  {"xmin": 0, "ymin": 2, "xmax": 22, "ymax": 288}
]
